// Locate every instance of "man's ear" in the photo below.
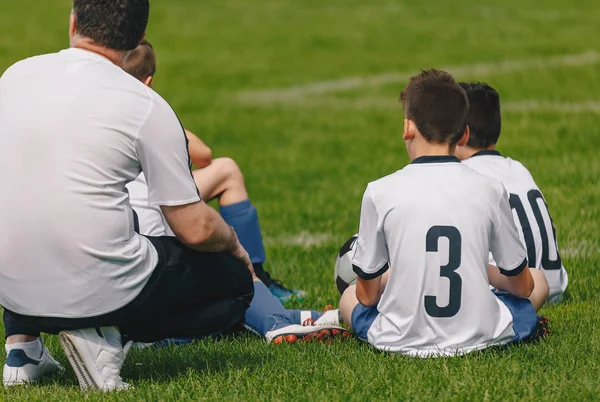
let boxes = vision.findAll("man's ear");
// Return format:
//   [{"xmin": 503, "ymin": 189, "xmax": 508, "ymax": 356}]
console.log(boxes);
[
  {"xmin": 69, "ymin": 12, "xmax": 77, "ymax": 38},
  {"xmin": 403, "ymin": 119, "xmax": 416, "ymax": 141},
  {"xmin": 457, "ymin": 125, "xmax": 470, "ymax": 147},
  {"xmin": 143, "ymin": 76, "xmax": 153, "ymax": 88}
]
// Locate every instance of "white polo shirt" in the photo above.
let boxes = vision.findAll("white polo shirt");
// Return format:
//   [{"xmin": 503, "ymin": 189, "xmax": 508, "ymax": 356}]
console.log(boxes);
[
  {"xmin": 0, "ymin": 48, "xmax": 200, "ymax": 318},
  {"xmin": 352, "ymin": 156, "xmax": 528, "ymax": 357},
  {"xmin": 127, "ymin": 173, "xmax": 174, "ymax": 237},
  {"xmin": 463, "ymin": 150, "xmax": 568, "ymax": 303}
]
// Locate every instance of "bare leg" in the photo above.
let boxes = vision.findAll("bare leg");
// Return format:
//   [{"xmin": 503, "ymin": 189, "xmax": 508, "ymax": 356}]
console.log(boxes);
[
  {"xmin": 528, "ymin": 268, "xmax": 550, "ymax": 311},
  {"xmin": 340, "ymin": 270, "xmax": 390, "ymax": 328},
  {"xmin": 6, "ymin": 335, "xmax": 38, "ymax": 344},
  {"xmin": 339, "ymin": 285, "xmax": 360, "ymax": 329},
  {"xmin": 192, "ymin": 158, "xmax": 249, "ymax": 206}
]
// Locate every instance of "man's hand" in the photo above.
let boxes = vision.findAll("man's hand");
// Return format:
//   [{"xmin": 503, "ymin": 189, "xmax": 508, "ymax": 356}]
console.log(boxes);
[{"xmin": 229, "ymin": 241, "xmax": 254, "ymax": 276}]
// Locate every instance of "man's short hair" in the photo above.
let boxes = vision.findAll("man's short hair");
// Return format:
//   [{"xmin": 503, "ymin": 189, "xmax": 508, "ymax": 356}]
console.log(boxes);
[
  {"xmin": 123, "ymin": 40, "xmax": 156, "ymax": 81},
  {"xmin": 400, "ymin": 69, "xmax": 469, "ymax": 146},
  {"xmin": 459, "ymin": 82, "xmax": 501, "ymax": 148},
  {"xmin": 73, "ymin": 0, "xmax": 149, "ymax": 51}
]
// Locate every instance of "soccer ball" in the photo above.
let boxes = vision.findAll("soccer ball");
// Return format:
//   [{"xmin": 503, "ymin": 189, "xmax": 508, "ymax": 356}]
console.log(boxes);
[{"xmin": 334, "ymin": 234, "xmax": 359, "ymax": 294}]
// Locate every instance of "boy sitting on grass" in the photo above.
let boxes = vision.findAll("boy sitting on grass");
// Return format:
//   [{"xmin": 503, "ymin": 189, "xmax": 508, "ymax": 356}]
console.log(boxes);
[
  {"xmin": 456, "ymin": 82, "xmax": 568, "ymax": 304},
  {"xmin": 339, "ymin": 70, "xmax": 550, "ymax": 357},
  {"xmin": 124, "ymin": 40, "xmax": 305, "ymax": 303},
  {"xmin": 123, "ymin": 41, "xmax": 345, "ymax": 345}
]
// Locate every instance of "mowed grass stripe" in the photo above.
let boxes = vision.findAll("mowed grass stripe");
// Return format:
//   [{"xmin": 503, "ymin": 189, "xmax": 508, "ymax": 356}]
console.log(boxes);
[{"xmin": 238, "ymin": 51, "xmax": 600, "ymax": 103}]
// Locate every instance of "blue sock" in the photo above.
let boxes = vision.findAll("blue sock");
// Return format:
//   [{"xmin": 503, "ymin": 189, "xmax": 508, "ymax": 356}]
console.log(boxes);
[
  {"xmin": 220, "ymin": 200, "xmax": 266, "ymax": 264},
  {"xmin": 244, "ymin": 281, "xmax": 293, "ymax": 336},
  {"xmin": 288, "ymin": 310, "xmax": 323, "ymax": 325}
]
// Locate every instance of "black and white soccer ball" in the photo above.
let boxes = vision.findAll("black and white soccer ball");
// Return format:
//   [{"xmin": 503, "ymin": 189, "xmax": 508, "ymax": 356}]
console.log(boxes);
[{"xmin": 334, "ymin": 234, "xmax": 359, "ymax": 294}]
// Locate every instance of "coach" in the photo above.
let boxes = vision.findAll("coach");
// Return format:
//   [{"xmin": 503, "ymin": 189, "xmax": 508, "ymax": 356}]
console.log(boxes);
[{"xmin": 0, "ymin": 0, "xmax": 253, "ymax": 391}]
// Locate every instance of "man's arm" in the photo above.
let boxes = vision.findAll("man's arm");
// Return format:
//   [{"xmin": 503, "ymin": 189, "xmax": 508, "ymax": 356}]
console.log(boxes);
[
  {"xmin": 161, "ymin": 201, "xmax": 253, "ymax": 272},
  {"xmin": 185, "ymin": 129, "xmax": 212, "ymax": 168},
  {"xmin": 135, "ymin": 96, "xmax": 251, "ymax": 271}
]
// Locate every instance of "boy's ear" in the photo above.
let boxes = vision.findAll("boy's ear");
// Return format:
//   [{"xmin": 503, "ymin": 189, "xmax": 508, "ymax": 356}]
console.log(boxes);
[
  {"xmin": 143, "ymin": 76, "xmax": 153, "ymax": 88},
  {"xmin": 69, "ymin": 13, "xmax": 77, "ymax": 38},
  {"xmin": 403, "ymin": 119, "xmax": 415, "ymax": 141},
  {"xmin": 457, "ymin": 125, "xmax": 470, "ymax": 147}
]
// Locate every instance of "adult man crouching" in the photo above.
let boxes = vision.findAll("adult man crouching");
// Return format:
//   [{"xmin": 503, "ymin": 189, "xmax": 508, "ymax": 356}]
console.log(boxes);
[{"xmin": 0, "ymin": 0, "xmax": 253, "ymax": 391}]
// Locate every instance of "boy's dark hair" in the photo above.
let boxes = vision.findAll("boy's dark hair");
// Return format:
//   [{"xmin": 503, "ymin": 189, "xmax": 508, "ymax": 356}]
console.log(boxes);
[
  {"xmin": 459, "ymin": 82, "xmax": 501, "ymax": 148},
  {"xmin": 400, "ymin": 69, "xmax": 469, "ymax": 146},
  {"xmin": 72, "ymin": 0, "xmax": 149, "ymax": 51},
  {"xmin": 123, "ymin": 40, "xmax": 156, "ymax": 81}
]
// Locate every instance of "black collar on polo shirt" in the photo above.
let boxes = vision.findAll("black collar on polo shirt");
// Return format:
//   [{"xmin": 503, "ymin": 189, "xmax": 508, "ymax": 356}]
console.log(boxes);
[
  {"xmin": 410, "ymin": 155, "xmax": 461, "ymax": 164},
  {"xmin": 471, "ymin": 149, "xmax": 502, "ymax": 157}
]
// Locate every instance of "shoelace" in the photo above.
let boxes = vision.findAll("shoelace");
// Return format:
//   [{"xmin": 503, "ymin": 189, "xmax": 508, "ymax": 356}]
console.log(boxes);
[{"xmin": 302, "ymin": 318, "xmax": 316, "ymax": 326}]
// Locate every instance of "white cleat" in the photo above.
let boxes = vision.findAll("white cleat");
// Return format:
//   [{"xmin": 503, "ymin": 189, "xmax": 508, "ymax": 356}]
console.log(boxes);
[
  {"xmin": 3, "ymin": 338, "xmax": 64, "ymax": 387},
  {"xmin": 59, "ymin": 327, "xmax": 132, "ymax": 392},
  {"xmin": 265, "ymin": 321, "xmax": 351, "ymax": 344},
  {"xmin": 314, "ymin": 309, "xmax": 342, "ymax": 327}
]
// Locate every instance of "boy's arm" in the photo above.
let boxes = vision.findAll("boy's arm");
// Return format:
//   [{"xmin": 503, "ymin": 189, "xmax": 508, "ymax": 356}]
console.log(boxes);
[
  {"xmin": 185, "ymin": 129, "xmax": 212, "ymax": 168},
  {"xmin": 490, "ymin": 186, "xmax": 534, "ymax": 298},
  {"xmin": 352, "ymin": 185, "xmax": 389, "ymax": 306},
  {"xmin": 488, "ymin": 264, "xmax": 534, "ymax": 298},
  {"xmin": 356, "ymin": 276, "xmax": 383, "ymax": 307}
]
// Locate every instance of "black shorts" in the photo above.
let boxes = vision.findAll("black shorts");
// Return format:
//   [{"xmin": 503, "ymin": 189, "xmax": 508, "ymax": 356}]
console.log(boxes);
[{"xmin": 3, "ymin": 236, "xmax": 254, "ymax": 343}]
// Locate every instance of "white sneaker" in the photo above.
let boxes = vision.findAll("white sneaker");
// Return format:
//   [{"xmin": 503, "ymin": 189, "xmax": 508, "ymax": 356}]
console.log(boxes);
[
  {"xmin": 265, "ymin": 322, "xmax": 351, "ymax": 344},
  {"xmin": 59, "ymin": 327, "xmax": 132, "ymax": 392},
  {"xmin": 3, "ymin": 338, "xmax": 64, "ymax": 387},
  {"xmin": 314, "ymin": 309, "xmax": 342, "ymax": 326}
]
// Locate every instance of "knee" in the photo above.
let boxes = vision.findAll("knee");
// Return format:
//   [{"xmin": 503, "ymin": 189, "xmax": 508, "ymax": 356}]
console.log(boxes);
[
  {"xmin": 215, "ymin": 157, "xmax": 244, "ymax": 187},
  {"xmin": 221, "ymin": 252, "xmax": 254, "ymax": 299},
  {"xmin": 340, "ymin": 285, "xmax": 358, "ymax": 328},
  {"xmin": 530, "ymin": 268, "xmax": 550, "ymax": 297}
]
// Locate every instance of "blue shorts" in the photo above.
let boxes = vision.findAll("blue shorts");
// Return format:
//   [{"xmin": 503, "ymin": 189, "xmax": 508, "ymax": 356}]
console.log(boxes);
[
  {"xmin": 351, "ymin": 291, "xmax": 538, "ymax": 343},
  {"xmin": 493, "ymin": 290, "xmax": 538, "ymax": 342},
  {"xmin": 350, "ymin": 303, "xmax": 379, "ymax": 341}
]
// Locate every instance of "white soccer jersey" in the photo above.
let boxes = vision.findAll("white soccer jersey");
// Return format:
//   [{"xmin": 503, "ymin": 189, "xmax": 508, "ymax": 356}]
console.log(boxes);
[
  {"xmin": 352, "ymin": 155, "xmax": 528, "ymax": 357},
  {"xmin": 127, "ymin": 173, "xmax": 174, "ymax": 237},
  {"xmin": 0, "ymin": 48, "xmax": 200, "ymax": 317},
  {"xmin": 463, "ymin": 150, "xmax": 568, "ymax": 303}
]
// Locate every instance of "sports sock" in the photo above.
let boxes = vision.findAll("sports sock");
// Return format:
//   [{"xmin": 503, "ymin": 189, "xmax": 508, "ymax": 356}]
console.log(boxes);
[
  {"xmin": 244, "ymin": 281, "xmax": 293, "ymax": 336},
  {"xmin": 288, "ymin": 310, "xmax": 323, "ymax": 325},
  {"xmin": 220, "ymin": 200, "xmax": 266, "ymax": 264},
  {"xmin": 252, "ymin": 263, "xmax": 272, "ymax": 286},
  {"xmin": 5, "ymin": 338, "xmax": 43, "ymax": 359}
]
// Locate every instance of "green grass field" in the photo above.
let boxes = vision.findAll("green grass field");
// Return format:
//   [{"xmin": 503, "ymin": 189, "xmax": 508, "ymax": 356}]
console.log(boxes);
[{"xmin": 2, "ymin": 0, "xmax": 600, "ymax": 400}]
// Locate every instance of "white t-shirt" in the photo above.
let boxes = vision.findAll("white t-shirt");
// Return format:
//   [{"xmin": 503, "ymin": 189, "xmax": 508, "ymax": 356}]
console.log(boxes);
[
  {"xmin": 352, "ymin": 155, "xmax": 527, "ymax": 357},
  {"xmin": 463, "ymin": 150, "xmax": 568, "ymax": 303},
  {"xmin": 0, "ymin": 48, "xmax": 200, "ymax": 318},
  {"xmin": 127, "ymin": 173, "xmax": 173, "ymax": 237}
]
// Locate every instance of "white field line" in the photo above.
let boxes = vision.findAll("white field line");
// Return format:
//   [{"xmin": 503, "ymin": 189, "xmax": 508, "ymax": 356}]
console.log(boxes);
[
  {"xmin": 502, "ymin": 101, "xmax": 600, "ymax": 113},
  {"xmin": 238, "ymin": 51, "xmax": 600, "ymax": 103},
  {"xmin": 236, "ymin": 95, "xmax": 600, "ymax": 113},
  {"xmin": 561, "ymin": 240, "xmax": 600, "ymax": 259},
  {"xmin": 265, "ymin": 231, "xmax": 333, "ymax": 248}
]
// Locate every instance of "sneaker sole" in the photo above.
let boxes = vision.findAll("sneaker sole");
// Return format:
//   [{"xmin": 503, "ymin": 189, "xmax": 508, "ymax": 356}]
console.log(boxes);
[
  {"xmin": 271, "ymin": 328, "xmax": 352, "ymax": 344},
  {"xmin": 59, "ymin": 332, "xmax": 99, "ymax": 391}
]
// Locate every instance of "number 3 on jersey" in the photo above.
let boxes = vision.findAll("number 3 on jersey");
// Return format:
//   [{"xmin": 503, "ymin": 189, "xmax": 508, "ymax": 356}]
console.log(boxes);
[{"xmin": 425, "ymin": 226, "xmax": 462, "ymax": 318}]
